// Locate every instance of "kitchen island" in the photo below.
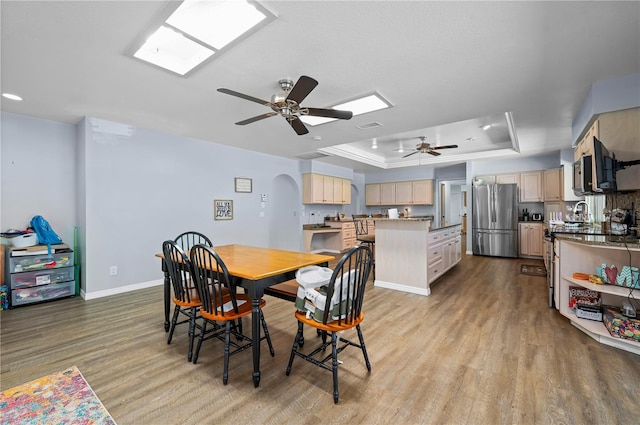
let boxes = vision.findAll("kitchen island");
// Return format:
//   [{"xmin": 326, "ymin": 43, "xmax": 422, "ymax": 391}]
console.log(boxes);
[
  {"xmin": 374, "ymin": 218, "xmax": 461, "ymax": 296},
  {"xmin": 552, "ymin": 230, "xmax": 640, "ymax": 355}
]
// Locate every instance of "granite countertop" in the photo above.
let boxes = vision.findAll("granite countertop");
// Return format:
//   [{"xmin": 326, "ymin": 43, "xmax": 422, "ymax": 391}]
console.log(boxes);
[
  {"xmin": 550, "ymin": 225, "xmax": 640, "ymax": 248},
  {"xmin": 374, "ymin": 215, "xmax": 434, "ymax": 222}
]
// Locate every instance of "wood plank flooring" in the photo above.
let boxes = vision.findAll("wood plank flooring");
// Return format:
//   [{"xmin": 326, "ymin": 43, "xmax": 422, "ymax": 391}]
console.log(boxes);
[{"xmin": 2, "ymin": 252, "xmax": 639, "ymax": 424}]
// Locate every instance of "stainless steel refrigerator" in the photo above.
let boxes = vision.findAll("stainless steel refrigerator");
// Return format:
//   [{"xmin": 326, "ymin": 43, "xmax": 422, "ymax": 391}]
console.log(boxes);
[{"xmin": 472, "ymin": 183, "xmax": 518, "ymax": 258}]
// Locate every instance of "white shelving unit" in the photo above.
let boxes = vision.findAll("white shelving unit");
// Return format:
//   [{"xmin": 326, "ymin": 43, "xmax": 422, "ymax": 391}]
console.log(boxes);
[{"xmin": 556, "ymin": 238, "xmax": 640, "ymax": 355}]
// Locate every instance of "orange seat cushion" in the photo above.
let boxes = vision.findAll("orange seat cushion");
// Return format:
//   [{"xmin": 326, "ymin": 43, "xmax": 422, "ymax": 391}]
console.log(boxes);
[{"xmin": 294, "ymin": 310, "xmax": 364, "ymax": 332}]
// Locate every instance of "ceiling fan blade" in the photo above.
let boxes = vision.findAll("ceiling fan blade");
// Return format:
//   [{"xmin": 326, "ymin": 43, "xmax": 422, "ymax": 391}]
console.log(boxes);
[
  {"xmin": 432, "ymin": 144, "xmax": 459, "ymax": 150},
  {"xmin": 286, "ymin": 75, "xmax": 318, "ymax": 104},
  {"xmin": 402, "ymin": 151, "xmax": 419, "ymax": 158},
  {"xmin": 235, "ymin": 112, "xmax": 278, "ymax": 125},
  {"xmin": 427, "ymin": 150, "xmax": 442, "ymax": 156},
  {"xmin": 217, "ymin": 88, "xmax": 271, "ymax": 106},
  {"xmin": 287, "ymin": 116, "xmax": 309, "ymax": 135},
  {"xmin": 304, "ymin": 108, "xmax": 353, "ymax": 120}
]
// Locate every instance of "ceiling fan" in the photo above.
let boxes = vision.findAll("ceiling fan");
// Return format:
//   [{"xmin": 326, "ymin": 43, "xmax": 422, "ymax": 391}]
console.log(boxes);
[
  {"xmin": 402, "ymin": 136, "xmax": 458, "ymax": 158},
  {"xmin": 217, "ymin": 75, "xmax": 353, "ymax": 135}
]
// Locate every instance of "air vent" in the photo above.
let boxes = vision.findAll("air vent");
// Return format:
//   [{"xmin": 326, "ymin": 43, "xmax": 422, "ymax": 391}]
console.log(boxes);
[
  {"xmin": 356, "ymin": 122, "xmax": 383, "ymax": 130},
  {"xmin": 296, "ymin": 151, "xmax": 331, "ymax": 160}
]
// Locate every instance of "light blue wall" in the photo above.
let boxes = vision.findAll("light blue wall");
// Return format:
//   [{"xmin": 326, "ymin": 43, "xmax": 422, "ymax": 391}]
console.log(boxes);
[
  {"xmin": 572, "ymin": 73, "xmax": 640, "ymax": 143},
  {"xmin": 1, "ymin": 113, "xmax": 77, "ymax": 244}
]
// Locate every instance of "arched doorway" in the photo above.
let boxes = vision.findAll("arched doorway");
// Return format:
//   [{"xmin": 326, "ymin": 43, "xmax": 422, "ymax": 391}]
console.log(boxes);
[{"xmin": 268, "ymin": 174, "xmax": 301, "ymax": 251}]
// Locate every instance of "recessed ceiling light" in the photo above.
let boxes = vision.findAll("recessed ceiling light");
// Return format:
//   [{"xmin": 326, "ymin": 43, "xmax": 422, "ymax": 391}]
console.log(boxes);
[
  {"xmin": 301, "ymin": 93, "xmax": 392, "ymax": 127},
  {"xmin": 371, "ymin": 139, "xmax": 378, "ymax": 149},
  {"xmin": 466, "ymin": 137, "xmax": 476, "ymax": 142},
  {"xmin": 482, "ymin": 124, "xmax": 492, "ymax": 130},
  {"xmin": 132, "ymin": 0, "xmax": 275, "ymax": 76},
  {"xmin": 2, "ymin": 93, "xmax": 23, "ymax": 101}
]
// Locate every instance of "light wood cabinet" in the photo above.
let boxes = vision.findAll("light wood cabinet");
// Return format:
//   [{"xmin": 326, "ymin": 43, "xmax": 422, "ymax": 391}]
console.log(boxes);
[
  {"xmin": 596, "ymin": 108, "xmax": 640, "ymax": 191},
  {"xmin": 519, "ymin": 171, "xmax": 544, "ymax": 202},
  {"xmin": 473, "ymin": 175, "xmax": 496, "ymax": 185},
  {"xmin": 380, "ymin": 183, "xmax": 396, "ymax": 205},
  {"xmin": 303, "ymin": 173, "xmax": 351, "ymax": 204},
  {"xmin": 341, "ymin": 179, "xmax": 351, "ymax": 204},
  {"xmin": 412, "ymin": 180, "xmax": 434, "ymax": 205},
  {"xmin": 519, "ymin": 222, "xmax": 543, "ymax": 257},
  {"xmin": 496, "ymin": 173, "xmax": 520, "ymax": 185},
  {"xmin": 543, "ymin": 168, "xmax": 563, "ymax": 202},
  {"xmin": 365, "ymin": 184, "xmax": 381, "ymax": 205},
  {"xmin": 573, "ymin": 108, "xmax": 640, "ymax": 191},
  {"xmin": 395, "ymin": 181, "xmax": 413, "ymax": 204},
  {"xmin": 365, "ymin": 180, "xmax": 434, "ymax": 206}
]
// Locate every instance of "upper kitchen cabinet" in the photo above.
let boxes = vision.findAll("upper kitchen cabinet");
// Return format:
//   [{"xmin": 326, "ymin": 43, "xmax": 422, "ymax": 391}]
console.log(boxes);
[
  {"xmin": 365, "ymin": 183, "xmax": 381, "ymax": 206},
  {"xmin": 574, "ymin": 108, "xmax": 640, "ymax": 191},
  {"xmin": 412, "ymin": 180, "xmax": 434, "ymax": 205},
  {"xmin": 496, "ymin": 173, "xmax": 520, "ymax": 185},
  {"xmin": 543, "ymin": 168, "xmax": 562, "ymax": 202},
  {"xmin": 303, "ymin": 173, "xmax": 350, "ymax": 204},
  {"xmin": 519, "ymin": 171, "xmax": 543, "ymax": 202},
  {"xmin": 597, "ymin": 108, "xmax": 640, "ymax": 191},
  {"xmin": 365, "ymin": 180, "xmax": 434, "ymax": 205},
  {"xmin": 380, "ymin": 182, "xmax": 396, "ymax": 205},
  {"xmin": 473, "ymin": 175, "xmax": 496, "ymax": 185},
  {"xmin": 473, "ymin": 173, "xmax": 518, "ymax": 186}
]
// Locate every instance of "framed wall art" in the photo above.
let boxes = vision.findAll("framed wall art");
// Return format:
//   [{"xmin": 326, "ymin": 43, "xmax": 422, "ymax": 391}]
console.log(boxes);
[
  {"xmin": 234, "ymin": 177, "xmax": 252, "ymax": 193},
  {"xmin": 214, "ymin": 199, "xmax": 233, "ymax": 220}
]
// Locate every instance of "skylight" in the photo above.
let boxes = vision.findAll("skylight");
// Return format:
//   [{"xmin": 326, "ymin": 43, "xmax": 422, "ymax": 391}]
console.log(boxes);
[
  {"xmin": 132, "ymin": 0, "xmax": 276, "ymax": 76},
  {"xmin": 301, "ymin": 93, "xmax": 392, "ymax": 126}
]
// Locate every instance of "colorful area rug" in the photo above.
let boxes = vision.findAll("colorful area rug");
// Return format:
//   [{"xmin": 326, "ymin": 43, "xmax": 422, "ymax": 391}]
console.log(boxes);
[
  {"xmin": 520, "ymin": 264, "xmax": 547, "ymax": 276},
  {"xmin": 0, "ymin": 366, "xmax": 116, "ymax": 424}
]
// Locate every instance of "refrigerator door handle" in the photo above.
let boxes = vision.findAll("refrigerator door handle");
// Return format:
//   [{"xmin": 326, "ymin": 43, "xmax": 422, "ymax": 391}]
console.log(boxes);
[{"xmin": 490, "ymin": 185, "xmax": 496, "ymax": 224}]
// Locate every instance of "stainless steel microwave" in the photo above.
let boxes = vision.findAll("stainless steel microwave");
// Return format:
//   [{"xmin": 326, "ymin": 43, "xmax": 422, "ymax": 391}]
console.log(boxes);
[{"xmin": 573, "ymin": 155, "xmax": 593, "ymax": 196}]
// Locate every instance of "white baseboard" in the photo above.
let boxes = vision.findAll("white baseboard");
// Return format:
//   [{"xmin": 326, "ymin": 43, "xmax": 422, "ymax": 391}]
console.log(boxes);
[
  {"xmin": 81, "ymin": 278, "xmax": 164, "ymax": 300},
  {"xmin": 373, "ymin": 280, "xmax": 430, "ymax": 296},
  {"xmin": 466, "ymin": 250, "xmax": 473, "ymax": 255}
]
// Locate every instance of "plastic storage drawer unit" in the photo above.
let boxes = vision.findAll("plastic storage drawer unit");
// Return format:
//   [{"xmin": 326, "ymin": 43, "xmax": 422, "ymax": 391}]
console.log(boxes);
[
  {"xmin": 10, "ymin": 268, "xmax": 75, "ymax": 289},
  {"xmin": 9, "ymin": 252, "xmax": 74, "ymax": 273},
  {"xmin": 11, "ymin": 281, "xmax": 75, "ymax": 306}
]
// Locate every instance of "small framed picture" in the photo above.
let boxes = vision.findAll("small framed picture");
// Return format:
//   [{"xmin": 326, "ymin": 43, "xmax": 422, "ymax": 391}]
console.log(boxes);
[
  {"xmin": 234, "ymin": 177, "xmax": 252, "ymax": 193},
  {"xmin": 214, "ymin": 199, "xmax": 233, "ymax": 220}
]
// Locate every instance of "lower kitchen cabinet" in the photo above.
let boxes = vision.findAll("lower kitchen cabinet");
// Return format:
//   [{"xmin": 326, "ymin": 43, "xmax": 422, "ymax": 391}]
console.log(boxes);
[{"xmin": 519, "ymin": 223, "xmax": 544, "ymax": 257}]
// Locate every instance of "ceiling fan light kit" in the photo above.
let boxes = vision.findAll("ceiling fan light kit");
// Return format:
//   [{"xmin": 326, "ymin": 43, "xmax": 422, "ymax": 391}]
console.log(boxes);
[
  {"xmin": 402, "ymin": 136, "xmax": 458, "ymax": 158},
  {"xmin": 218, "ymin": 75, "xmax": 353, "ymax": 135}
]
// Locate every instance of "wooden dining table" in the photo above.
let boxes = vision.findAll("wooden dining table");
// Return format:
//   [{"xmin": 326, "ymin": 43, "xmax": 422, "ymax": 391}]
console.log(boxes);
[{"xmin": 157, "ymin": 244, "xmax": 334, "ymax": 387}]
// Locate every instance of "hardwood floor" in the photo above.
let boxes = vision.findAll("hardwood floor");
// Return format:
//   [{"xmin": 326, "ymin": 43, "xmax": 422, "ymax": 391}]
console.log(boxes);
[{"xmin": 2, "ymin": 252, "xmax": 639, "ymax": 424}]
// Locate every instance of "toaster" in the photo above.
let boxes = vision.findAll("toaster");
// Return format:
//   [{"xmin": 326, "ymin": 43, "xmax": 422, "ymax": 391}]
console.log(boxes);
[{"xmin": 531, "ymin": 213, "xmax": 543, "ymax": 221}]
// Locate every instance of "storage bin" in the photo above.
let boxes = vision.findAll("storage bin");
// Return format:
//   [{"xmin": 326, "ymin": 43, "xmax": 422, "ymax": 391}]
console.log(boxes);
[
  {"xmin": 9, "ymin": 233, "xmax": 38, "ymax": 248},
  {"xmin": 10, "ymin": 268, "xmax": 74, "ymax": 289},
  {"xmin": 9, "ymin": 251, "xmax": 74, "ymax": 273},
  {"xmin": 602, "ymin": 306, "xmax": 640, "ymax": 342},
  {"xmin": 11, "ymin": 281, "xmax": 75, "ymax": 306}
]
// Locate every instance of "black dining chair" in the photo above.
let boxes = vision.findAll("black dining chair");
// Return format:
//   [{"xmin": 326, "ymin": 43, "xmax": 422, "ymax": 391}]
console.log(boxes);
[
  {"xmin": 189, "ymin": 244, "xmax": 274, "ymax": 384},
  {"xmin": 354, "ymin": 217, "xmax": 375, "ymax": 279},
  {"xmin": 174, "ymin": 231, "xmax": 213, "ymax": 251},
  {"xmin": 162, "ymin": 240, "xmax": 203, "ymax": 362},
  {"xmin": 285, "ymin": 244, "xmax": 373, "ymax": 403}
]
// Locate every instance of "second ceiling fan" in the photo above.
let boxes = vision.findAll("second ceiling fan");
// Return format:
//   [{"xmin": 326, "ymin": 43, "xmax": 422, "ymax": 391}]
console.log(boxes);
[
  {"xmin": 402, "ymin": 136, "xmax": 458, "ymax": 158},
  {"xmin": 217, "ymin": 75, "xmax": 353, "ymax": 135}
]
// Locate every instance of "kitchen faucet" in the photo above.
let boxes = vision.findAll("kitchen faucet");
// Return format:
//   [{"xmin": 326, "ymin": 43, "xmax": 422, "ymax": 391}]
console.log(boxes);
[{"xmin": 573, "ymin": 201, "xmax": 589, "ymax": 223}]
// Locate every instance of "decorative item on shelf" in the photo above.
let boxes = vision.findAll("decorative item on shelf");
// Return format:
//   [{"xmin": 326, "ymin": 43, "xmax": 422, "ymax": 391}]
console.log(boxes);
[
  {"xmin": 597, "ymin": 264, "xmax": 640, "ymax": 289},
  {"xmin": 616, "ymin": 266, "xmax": 640, "ymax": 289}
]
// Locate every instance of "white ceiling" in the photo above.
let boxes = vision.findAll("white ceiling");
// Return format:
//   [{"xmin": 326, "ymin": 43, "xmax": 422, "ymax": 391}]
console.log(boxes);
[{"xmin": 2, "ymin": 1, "xmax": 639, "ymax": 173}]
